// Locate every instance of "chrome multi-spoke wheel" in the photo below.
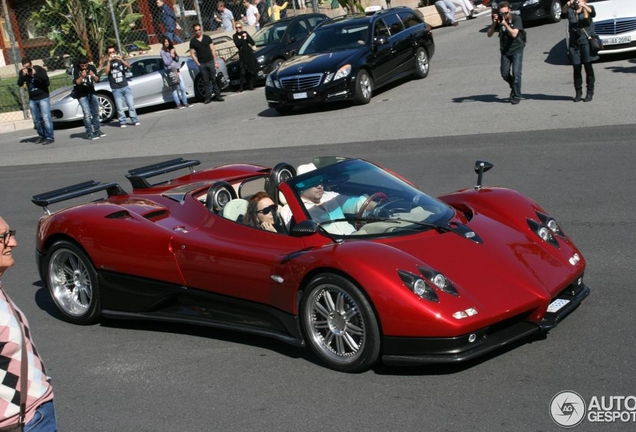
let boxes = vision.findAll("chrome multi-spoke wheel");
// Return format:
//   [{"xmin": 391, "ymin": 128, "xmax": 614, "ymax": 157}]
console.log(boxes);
[
  {"xmin": 45, "ymin": 241, "xmax": 101, "ymax": 324},
  {"xmin": 354, "ymin": 70, "xmax": 372, "ymax": 105},
  {"xmin": 414, "ymin": 47, "xmax": 430, "ymax": 79},
  {"xmin": 98, "ymin": 94, "xmax": 114, "ymax": 122},
  {"xmin": 301, "ymin": 274, "xmax": 380, "ymax": 372},
  {"xmin": 549, "ymin": 0, "xmax": 562, "ymax": 23}
]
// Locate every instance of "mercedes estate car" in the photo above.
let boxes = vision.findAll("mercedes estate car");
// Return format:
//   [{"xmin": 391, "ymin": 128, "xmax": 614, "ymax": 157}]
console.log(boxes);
[
  {"xmin": 265, "ymin": 7, "xmax": 434, "ymax": 114},
  {"xmin": 590, "ymin": 0, "xmax": 636, "ymax": 55},
  {"xmin": 510, "ymin": 0, "xmax": 567, "ymax": 23}
]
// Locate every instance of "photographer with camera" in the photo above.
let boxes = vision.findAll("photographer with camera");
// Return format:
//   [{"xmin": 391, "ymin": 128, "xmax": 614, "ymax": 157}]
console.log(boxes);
[
  {"xmin": 17, "ymin": 57, "xmax": 54, "ymax": 145},
  {"xmin": 487, "ymin": 1, "xmax": 525, "ymax": 105},
  {"xmin": 101, "ymin": 45, "xmax": 140, "ymax": 127},
  {"xmin": 564, "ymin": 0, "xmax": 597, "ymax": 102}
]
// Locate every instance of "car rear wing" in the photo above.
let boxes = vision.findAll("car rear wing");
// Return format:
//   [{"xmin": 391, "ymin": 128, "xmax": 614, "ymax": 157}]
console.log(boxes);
[
  {"xmin": 32, "ymin": 181, "xmax": 127, "ymax": 215},
  {"xmin": 125, "ymin": 158, "xmax": 201, "ymax": 189}
]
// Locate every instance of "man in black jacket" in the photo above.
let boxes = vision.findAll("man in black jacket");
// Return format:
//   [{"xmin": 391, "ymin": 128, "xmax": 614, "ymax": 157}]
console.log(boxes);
[{"xmin": 17, "ymin": 57, "xmax": 55, "ymax": 144}]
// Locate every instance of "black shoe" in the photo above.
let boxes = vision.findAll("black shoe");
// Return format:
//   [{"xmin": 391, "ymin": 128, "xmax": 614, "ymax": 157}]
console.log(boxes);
[
  {"xmin": 35, "ymin": 137, "xmax": 46, "ymax": 144},
  {"xmin": 583, "ymin": 90, "xmax": 594, "ymax": 102},
  {"xmin": 204, "ymin": 98, "xmax": 212, "ymax": 104},
  {"xmin": 43, "ymin": 139, "xmax": 54, "ymax": 145},
  {"xmin": 212, "ymin": 95, "xmax": 224, "ymax": 102},
  {"xmin": 573, "ymin": 90, "xmax": 582, "ymax": 102},
  {"xmin": 511, "ymin": 97, "xmax": 520, "ymax": 105}
]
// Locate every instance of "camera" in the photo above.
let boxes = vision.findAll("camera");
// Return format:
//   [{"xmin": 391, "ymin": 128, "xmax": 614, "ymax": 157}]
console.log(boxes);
[
  {"xmin": 572, "ymin": 0, "xmax": 579, "ymax": 9},
  {"xmin": 27, "ymin": 67, "xmax": 34, "ymax": 73},
  {"xmin": 497, "ymin": 12, "xmax": 505, "ymax": 22}
]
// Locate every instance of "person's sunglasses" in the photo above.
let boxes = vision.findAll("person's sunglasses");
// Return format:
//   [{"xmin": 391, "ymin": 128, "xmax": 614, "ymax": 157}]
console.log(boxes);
[
  {"xmin": 257, "ymin": 205, "xmax": 277, "ymax": 215},
  {"xmin": 0, "ymin": 230, "xmax": 16, "ymax": 245}
]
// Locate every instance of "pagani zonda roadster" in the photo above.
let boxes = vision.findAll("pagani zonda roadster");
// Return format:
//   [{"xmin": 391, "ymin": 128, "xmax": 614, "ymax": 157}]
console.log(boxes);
[{"xmin": 32, "ymin": 157, "xmax": 589, "ymax": 372}]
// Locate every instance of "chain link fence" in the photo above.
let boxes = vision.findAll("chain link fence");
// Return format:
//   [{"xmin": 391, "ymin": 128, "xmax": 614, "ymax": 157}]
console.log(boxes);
[{"xmin": 0, "ymin": 0, "xmax": 341, "ymax": 125}]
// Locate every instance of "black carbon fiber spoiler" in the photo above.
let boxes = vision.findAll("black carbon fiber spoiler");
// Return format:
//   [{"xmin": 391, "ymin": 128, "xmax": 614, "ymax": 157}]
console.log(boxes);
[
  {"xmin": 32, "ymin": 181, "xmax": 127, "ymax": 213},
  {"xmin": 126, "ymin": 158, "xmax": 201, "ymax": 189}
]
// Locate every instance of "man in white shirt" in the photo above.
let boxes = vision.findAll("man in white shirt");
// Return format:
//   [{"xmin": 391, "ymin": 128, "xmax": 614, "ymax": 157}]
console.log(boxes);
[{"xmin": 243, "ymin": 0, "xmax": 261, "ymax": 27}]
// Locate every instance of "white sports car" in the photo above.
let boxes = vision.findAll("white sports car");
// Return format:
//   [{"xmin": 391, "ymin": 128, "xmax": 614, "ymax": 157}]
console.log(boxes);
[
  {"xmin": 49, "ymin": 55, "xmax": 229, "ymax": 123},
  {"xmin": 590, "ymin": 0, "xmax": 636, "ymax": 55}
]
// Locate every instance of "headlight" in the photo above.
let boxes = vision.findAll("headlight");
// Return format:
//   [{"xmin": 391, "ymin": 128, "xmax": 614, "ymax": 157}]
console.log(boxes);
[
  {"xmin": 418, "ymin": 266, "xmax": 459, "ymax": 297},
  {"xmin": 536, "ymin": 211, "xmax": 565, "ymax": 237},
  {"xmin": 266, "ymin": 74, "xmax": 280, "ymax": 88},
  {"xmin": 257, "ymin": 55, "xmax": 265, "ymax": 64},
  {"xmin": 323, "ymin": 72, "xmax": 335, "ymax": 84},
  {"xmin": 333, "ymin": 64, "xmax": 352, "ymax": 81},
  {"xmin": 398, "ymin": 270, "xmax": 438, "ymax": 302},
  {"xmin": 527, "ymin": 218, "xmax": 559, "ymax": 247}
]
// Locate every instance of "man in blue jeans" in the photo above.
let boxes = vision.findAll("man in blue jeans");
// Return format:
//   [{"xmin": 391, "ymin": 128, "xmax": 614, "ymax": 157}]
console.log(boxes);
[
  {"xmin": 157, "ymin": 0, "xmax": 183, "ymax": 44},
  {"xmin": 73, "ymin": 55, "xmax": 106, "ymax": 140},
  {"xmin": 17, "ymin": 57, "xmax": 54, "ymax": 145},
  {"xmin": 487, "ymin": 0, "xmax": 525, "ymax": 104},
  {"xmin": 102, "ymin": 45, "xmax": 140, "ymax": 128}
]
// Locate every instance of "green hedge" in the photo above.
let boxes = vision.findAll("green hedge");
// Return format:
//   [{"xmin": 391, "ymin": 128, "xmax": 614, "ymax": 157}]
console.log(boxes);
[{"xmin": 0, "ymin": 72, "xmax": 73, "ymax": 114}]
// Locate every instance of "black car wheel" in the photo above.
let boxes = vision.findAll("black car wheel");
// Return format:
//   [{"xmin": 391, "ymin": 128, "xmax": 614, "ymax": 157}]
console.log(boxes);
[
  {"xmin": 43, "ymin": 240, "xmax": 101, "ymax": 325},
  {"xmin": 548, "ymin": 0, "xmax": 562, "ymax": 23},
  {"xmin": 97, "ymin": 93, "xmax": 115, "ymax": 122},
  {"xmin": 300, "ymin": 273, "xmax": 381, "ymax": 373},
  {"xmin": 413, "ymin": 47, "xmax": 430, "ymax": 79},
  {"xmin": 194, "ymin": 74, "xmax": 217, "ymax": 101},
  {"xmin": 271, "ymin": 58, "xmax": 285, "ymax": 72},
  {"xmin": 354, "ymin": 70, "xmax": 373, "ymax": 105}
]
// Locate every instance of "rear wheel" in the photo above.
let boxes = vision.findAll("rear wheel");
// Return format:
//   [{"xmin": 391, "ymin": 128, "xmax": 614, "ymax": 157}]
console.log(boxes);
[
  {"xmin": 413, "ymin": 47, "xmax": 430, "ymax": 79},
  {"xmin": 548, "ymin": 0, "xmax": 562, "ymax": 23},
  {"xmin": 271, "ymin": 58, "xmax": 284, "ymax": 72},
  {"xmin": 44, "ymin": 240, "xmax": 101, "ymax": 325},
  {"xmin": 300, "ymin": 273, "xmax": 381, "ymax": 372},
  {"xmin": 354, "ymin": 70, "xmax": 373, "ymax": 105},
  {"xmin": 97, "ymin": 93, "xmax": 115, "ymax": 122}
]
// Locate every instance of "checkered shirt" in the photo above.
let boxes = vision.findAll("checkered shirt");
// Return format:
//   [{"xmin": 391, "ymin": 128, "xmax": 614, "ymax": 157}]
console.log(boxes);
[{"xmin": 0, "ymin": 285, "xmax": 54, "ymax": 427}]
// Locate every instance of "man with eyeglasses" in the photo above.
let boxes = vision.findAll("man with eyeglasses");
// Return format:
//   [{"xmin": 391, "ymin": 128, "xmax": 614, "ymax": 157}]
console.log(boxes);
[
  {"xmin": 73, "ymin": 55, "xmax": 106, "ymax": 140},
  {"xmin": 0, "ymin": 218, "xmax": 58, "ymax": 431},
  {"xmin": 101, "ymin": 45, "xmax": 140, "ymax": 128},
  {"xmin": 487, "ymin": 0, "xmax": 525, "ymax": 104},
  {"xmin": 189, "ymin": 24, "xmax": 225, "ymax": 103},
  {"xmin": 17, "ymin": 57, "xmax": 54, "ymax": 145}
]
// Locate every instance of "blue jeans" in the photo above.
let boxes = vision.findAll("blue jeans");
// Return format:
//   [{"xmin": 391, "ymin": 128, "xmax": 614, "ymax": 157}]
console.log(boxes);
[
  {"xmin": 29, "ymin": 98, "xmax": 54, "ymax": 140},
  {"xmin": 170, "ymin": 73, "xmax": 188, "ymax": 106},
  {"xmin": 78, "ymin": 94, "xmax": 101, "ymax": 134},
  {"xmin": 164, "ymin": 29, "xmax": 183, "ymax": 44},
  {"xmin": 501, "ymin": 50, "xmax": 523, "ymax": 99},
  {"xmin": 25, "ymin": 400, "xmax": 57, "ymax": 432},
  {"xmin": 112, "ymin": 86, "xmax": 138, "ymax": 125}
]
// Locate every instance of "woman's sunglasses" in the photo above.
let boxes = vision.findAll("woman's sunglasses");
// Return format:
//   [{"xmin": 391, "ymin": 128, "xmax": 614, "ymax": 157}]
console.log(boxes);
[{"xmin": 257, "ymin": 205, "xmax": 277, "ymax": 215}]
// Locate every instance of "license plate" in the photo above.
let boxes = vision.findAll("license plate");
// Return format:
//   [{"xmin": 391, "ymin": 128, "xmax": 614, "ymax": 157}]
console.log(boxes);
[
  {"xmin": 547, "ymin": 298, "xmax": 570, "ymax": 313},
  {"xmin": 293, "ymin": 92, "xmax": 308, "ymax": 99},
  {"xmin": 602, "ymin": 36, "xmax": 631, "ymax": 45}
]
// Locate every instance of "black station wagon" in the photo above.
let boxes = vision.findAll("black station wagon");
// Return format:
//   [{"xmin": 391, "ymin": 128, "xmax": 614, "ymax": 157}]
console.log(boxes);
[{"xmin": 265, "ymin": 7, "xmax": 435, "ymax": 114}]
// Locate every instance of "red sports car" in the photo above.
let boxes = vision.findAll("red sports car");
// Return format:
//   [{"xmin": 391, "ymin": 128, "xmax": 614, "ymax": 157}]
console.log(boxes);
[{"xmin": 32, "ymin": 157, "xmax": 590, "ymax": 372}]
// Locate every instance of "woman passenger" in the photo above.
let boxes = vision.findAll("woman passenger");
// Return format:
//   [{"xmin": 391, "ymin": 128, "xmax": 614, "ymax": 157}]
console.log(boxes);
[{"xmin": 244, "ymin": 192, "xmax": 284, "ymax": 233}]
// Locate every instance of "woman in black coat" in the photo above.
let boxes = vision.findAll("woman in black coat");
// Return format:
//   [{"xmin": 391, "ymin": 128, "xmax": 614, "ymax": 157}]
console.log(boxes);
[
  {"xmin": 233, "ymin": 23, "xmax": 259, "ymax": 92},
  {"xmin": 565, "ymin": 0, "xmax": 598, "ymax": 102}
]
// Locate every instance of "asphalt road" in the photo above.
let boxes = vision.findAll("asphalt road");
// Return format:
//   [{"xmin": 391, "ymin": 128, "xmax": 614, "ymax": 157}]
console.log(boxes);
[{"xmin": 1, "ymin": 14, "xmax": 635, "ymax": 432}]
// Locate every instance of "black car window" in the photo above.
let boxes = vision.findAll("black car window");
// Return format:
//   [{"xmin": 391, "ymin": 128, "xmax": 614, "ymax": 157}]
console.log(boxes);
[
  {"xmin": 130, "ymin": 59, "xmax": 163, "ymax": 77},
  {"xmin": 288, "ymin": 20, "xmax": 310, "ymax": 42},
  {"xmin": 398, "ymin": 11, "xmax": 422, "ymax": 29},
  {"xmin": 254, "ymin": 22, "xmax": 289, "ymax": 45},
  {"xmin": 306, "ymin": 15, "xmax": 327, "ymax": 29},
  {"xmin": 383, "ymin": 13, "xmax": 405, "ymax": 36},
  {"xmin": 374, "ymin": 20, "xmax": 390, "ymax": 39}
]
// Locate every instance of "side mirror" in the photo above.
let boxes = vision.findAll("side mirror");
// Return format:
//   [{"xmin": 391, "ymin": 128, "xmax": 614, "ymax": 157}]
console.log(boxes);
[
  {"xmin": 291, "ymin": 220, "xmax": 319, "ymax": 236},
  {"xmin": 289, "ymin": 49, "xmax": 298, "ymax": 57},
  {"xmin": 473, "ymin": 160, "xmax": 494, "ymax": 190}
]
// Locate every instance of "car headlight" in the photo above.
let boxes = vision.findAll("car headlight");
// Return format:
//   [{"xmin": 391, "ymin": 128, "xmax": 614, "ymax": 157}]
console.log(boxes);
[
  {"xmin": 266, "ymin": 74, "xmax": 280, "ymax": 88},
  {"xmin": 257, "ymin": 55, "xmax": 266, "ymax": 64},
  {"xmin": 398, "ymin": 270, "xmax": 438, "ymax": 302},
  {"xmin": 527, "ymin": 218, "xmax": 559, "ymax": 247},
  {"xmin": 535, "ymin": 211, "xmax": 565, "ymax": 237},
  {"xmin": 333, "ymin": 64, "xmax": 351, "ymax": 81},
  {"xmin": 418, "ymin": 266, "xmax": 459, "ymax": 297},
  {"xmin": 522, "ymin": 0, "xmax": 539, "ymax": 5}
]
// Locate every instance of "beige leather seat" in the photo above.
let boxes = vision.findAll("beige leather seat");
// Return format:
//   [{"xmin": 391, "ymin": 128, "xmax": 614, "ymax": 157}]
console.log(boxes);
[{"xmin": 221, "ymin": 198, "xmax": 248, "ymax": 222}]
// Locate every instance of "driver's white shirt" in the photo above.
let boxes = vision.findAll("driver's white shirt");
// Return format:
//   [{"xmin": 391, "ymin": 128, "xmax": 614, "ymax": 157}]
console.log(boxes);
[{"xmin": 282, "ymin": 191, "xmax": 366, "ymax": 235}]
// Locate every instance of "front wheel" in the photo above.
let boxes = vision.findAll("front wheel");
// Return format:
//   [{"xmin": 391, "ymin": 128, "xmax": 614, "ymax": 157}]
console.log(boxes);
[
  {"xmin": 354, "ymin": 70, "xmax": 373, "ymax": 105},
  {"xmin": 43, "ymin": 240, "xmax": 101, "ymax": 325},
  {"xmin": 548, "ymin": 0, "xmax": 562, "ymax": 23},
  {"xmin": 97, "ymin": 93, "xmax": 115, "ymax": 122},
  {"xmin": 300, "ymin": 274, "xmax": 381, "ymax": 372},
  {"xmin": 413, "ymin": 47, "xmax": 430, "ymax": 79}
]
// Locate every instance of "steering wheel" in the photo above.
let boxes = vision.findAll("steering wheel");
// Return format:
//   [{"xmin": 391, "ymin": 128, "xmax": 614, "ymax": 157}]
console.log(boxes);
[{"xmin": 356, "ymin": 192, "xmax": 389, "ymax": 229}]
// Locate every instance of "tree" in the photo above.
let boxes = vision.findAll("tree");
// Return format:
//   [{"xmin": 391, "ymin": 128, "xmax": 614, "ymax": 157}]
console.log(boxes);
[{"xmin": 31, "ymin": 0, "xmax": 148, "ymax": 63}]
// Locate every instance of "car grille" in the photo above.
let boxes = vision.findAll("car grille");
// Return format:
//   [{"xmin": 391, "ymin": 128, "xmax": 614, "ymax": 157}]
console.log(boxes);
[
  {"xmin": 595, "ymin": 18, "xmax": 636, "ymax": 36},
  {"xmin": 280, "ymin": 74, "xmax": 322, "ymax": 91}
]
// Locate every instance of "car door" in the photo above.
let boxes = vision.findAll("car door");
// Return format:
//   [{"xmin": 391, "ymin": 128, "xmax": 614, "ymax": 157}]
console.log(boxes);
[
  {"xmin": 306, "ymin": 14, "xmax": 328, "ymax": 31},
  {"xmin": 127, "ymin": 58, "xmax": 172, "ymax": 107},
  {"xmin": 284, "ymin": 19, "xmax": 311, "ymax": 58},
  {"xmin": 171, "ymin": 214, "xmax": 307, "ymax": 309},
  {"xmin": 381, "ymin": 12, "xmax": 412, "ymax": 75},
  {"xmin": 368, "ymin": 18, "xmax": 399, "ymax": 85}
]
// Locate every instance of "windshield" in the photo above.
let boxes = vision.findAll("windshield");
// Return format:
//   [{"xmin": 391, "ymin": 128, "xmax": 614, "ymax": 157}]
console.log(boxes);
[
  {"xmin": 299, "ymin": 24, "xmax": 369, "ymax": 55},
  {"xmin": 287, "ymin": 159, "xmax": 454, "ymax": 237},
  {"xmin": 253, "ymin": 22, "xmax": 289, "ymax": 46}
]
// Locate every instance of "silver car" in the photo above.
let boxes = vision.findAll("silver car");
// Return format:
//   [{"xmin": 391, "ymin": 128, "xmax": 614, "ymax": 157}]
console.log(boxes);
[{"xmin": 49, "ymin": 54, "xmax": 229, "ymax": 123}]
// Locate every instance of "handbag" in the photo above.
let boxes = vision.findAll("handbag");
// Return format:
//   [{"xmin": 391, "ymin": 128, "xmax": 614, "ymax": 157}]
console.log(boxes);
[
  {"xmin": 165, "ymin": 69, "xmax": 180, "ymax": 87},
  {"xmin": 583, "ymin": 29, "xmax": 603, "ymax": 55}
]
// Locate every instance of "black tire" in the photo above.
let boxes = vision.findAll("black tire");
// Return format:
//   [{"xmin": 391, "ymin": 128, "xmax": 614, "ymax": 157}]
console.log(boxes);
[
  {"xmin": 413, "ymin": 47, "xmax": 430, "ymax": 79},
  {"xmin": 274, "ymin": 105, "xmax": 294, "ymax": 115},
  {"xmin": 548, "ymin": 0, "xmax": 562, "ymax": 23},
  {"xmin": 194, "ymin": 74, "xmax": 206, "ymax": 102},
  {"xmin": 300, "ymin": 273, "xmax": 381, "ymax": 372},
  {"xmin": 354, "ymin": 70, "xmax": 372, "ymax": 105},
  {"xmin": 271, "ymin": 58, "xmax": 284, "ymax": 72},
  {"xmin": 97, "ymin": 93, "xmax": 115, "ymax": 123},
  {"xmin": 43, "ymin": 240, "xmax": 101, "ymax": 325}
]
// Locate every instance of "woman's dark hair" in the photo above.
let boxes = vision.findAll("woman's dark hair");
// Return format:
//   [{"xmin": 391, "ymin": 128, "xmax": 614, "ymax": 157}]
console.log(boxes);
[
  {"xmin": 244, "ymin": 191, "xmax": 272, "ymax": 227},
  {"xmin": 161, "ymin": 37, "xmax": 174, "ymax": 51}
]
